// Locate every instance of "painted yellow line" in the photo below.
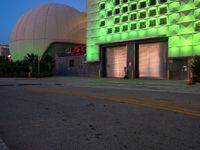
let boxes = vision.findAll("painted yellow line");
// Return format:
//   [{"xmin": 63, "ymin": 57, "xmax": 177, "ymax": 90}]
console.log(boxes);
[
  {"xmin": 25, "ymin": 87, "xmax": 200, "ymax": 117},
  {"xmin": 78, "ymin": 94, "xmax": 200, "ymax": 117}
]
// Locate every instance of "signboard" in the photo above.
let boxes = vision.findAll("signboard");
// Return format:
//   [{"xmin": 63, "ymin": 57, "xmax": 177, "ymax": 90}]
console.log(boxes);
[
  {"xmin": 65, "ymin": 45, "xmax": 86, "ymax": 56},
  {"xmin": 71, "ymin": 45, "xmax": 86, "ymax": 56}
]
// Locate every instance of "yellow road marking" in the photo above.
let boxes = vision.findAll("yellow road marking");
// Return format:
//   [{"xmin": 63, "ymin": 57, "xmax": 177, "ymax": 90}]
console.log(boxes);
[{"xmin": 25, "ymin": 87, "xmax": 200, "ymax": 117}]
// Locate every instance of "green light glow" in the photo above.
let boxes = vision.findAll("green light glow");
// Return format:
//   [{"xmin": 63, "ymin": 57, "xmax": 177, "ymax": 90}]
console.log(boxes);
[
  {"xmin": 193, "ymin": 45, "xmax": 200, "ymax": 55},
  {"xmin": 193, "ymin": 33, "xmax": 200, "ymax": 45},
  {"xmin": 179, "ymin": 35, "xmax": 193, "ymax": 46},
  {"xmin": 169, "ymin": 47, "xmax": 180, "ymax": 57},
  {"xmin": 87, "ymin": 0, "xmax": 200, "ymax": 61},
  {"xmin": 180, "ymin": 46, "xmax": 193, "ymax": 56}
]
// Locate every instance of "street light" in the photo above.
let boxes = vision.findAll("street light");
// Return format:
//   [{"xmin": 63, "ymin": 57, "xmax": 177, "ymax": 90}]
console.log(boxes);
[{"xmin": 7, "ymin": 55, "xmax": 12, "ymax": 62}]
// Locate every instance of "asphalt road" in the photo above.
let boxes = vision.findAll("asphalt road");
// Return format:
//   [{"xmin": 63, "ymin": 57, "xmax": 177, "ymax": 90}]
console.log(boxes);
[{"xmin": 0, "ymin": 77, "xmax": 200, "ymax": 150}]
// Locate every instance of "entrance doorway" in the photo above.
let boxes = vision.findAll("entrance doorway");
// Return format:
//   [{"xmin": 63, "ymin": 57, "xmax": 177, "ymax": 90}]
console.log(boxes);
[
  {"xmin": 106, "ymin": 46, "xmax": 127, "ymax": 78},
  {"xmin": 138, "ymin": 42, "xmax": 167, "ymax": 79},
  {"xmin": 169, "ymin": 58, "xmax": 189, "ymax": 80}
]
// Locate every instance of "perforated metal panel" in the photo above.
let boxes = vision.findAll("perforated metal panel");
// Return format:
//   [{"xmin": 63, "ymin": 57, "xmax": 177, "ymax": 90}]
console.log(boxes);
[
  {"xmin": 139, "ymin": 42, "xmax": 167, "ymax": 79},
  {"xmin": 106, "ymin": 46, "xmax": 127, "ymax": 78},
  {"xmin": 87, "ymin": 0, "xmax": 200, "ymax": 62}
]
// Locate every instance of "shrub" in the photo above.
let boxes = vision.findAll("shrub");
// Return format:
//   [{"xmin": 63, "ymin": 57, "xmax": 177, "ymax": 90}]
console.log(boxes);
[
  {"xmin": 190, "ymin": 55, "xmax": 200, "ymax": 82},
  {"xmin": 0, "ymin": 53, "xmax": 54, "ymax": 78}
]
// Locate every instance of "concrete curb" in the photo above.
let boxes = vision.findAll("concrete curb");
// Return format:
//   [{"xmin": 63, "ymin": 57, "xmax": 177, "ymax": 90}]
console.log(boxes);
[{"xmin": 0, "ymin": 138, "xmax": 9, "ymax": 150}]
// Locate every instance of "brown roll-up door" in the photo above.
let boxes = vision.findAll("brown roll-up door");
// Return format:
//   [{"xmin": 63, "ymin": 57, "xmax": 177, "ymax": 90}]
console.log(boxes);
[
  {"xmin": 139, "ymin": 42, "xmax": 167, "ymax": 79},
  {"xmin": 106, "ymin": 46, "xmax": 127, "ymax": 78}
]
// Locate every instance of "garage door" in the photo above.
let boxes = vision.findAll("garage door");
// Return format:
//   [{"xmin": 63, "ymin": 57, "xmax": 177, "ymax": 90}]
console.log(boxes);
[
  {"xmin": 139, "ymin": 42, "xmax": 167, "ymax": 79},
  {"xmin": 106, "ymin": 46, "xmax": 127, "ymax": 78}
]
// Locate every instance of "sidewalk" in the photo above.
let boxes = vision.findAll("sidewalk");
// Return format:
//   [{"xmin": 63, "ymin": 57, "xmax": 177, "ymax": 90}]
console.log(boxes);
[
  {"xmin": 0, "ymin": 77, "xmax": 199, "ymax": 94},
  {"xmin": 0, "ymin": 138, "xmax": 9, "ymax": 150}
]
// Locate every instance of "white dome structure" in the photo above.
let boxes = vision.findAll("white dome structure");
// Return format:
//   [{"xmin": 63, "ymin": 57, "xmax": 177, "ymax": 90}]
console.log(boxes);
[{"xmin": 10, "ymin": 3, "xmax": 86, "ymax": 61}]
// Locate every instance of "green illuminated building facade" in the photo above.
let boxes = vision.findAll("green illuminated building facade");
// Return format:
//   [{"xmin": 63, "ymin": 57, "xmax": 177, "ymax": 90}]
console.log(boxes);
[{"xmin": 87, "ymin": 0, "xmax": 200, "ymax": 79}]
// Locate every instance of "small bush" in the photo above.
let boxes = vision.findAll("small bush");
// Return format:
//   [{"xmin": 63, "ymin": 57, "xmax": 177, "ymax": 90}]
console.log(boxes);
[{"xmin": 190, "ymin": 55, "xmax": 200, "ymax": 82}]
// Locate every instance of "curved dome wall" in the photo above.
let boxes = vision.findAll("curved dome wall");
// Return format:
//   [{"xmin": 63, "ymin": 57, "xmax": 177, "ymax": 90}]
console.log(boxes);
[{"xmin": 10, "ymin": 3, "xmax": 86, "ymax": 61}]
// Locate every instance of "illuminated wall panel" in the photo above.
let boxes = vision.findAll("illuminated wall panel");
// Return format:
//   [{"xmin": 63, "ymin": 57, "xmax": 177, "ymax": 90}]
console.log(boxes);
[
  {"xmin": 193, "ymin": 45, "xmax": 200, "ymax": 55},
  {"xmin": 179, "ymin": 46, "xmax": 193, "ymax": 57},
  {"xmin": 87, "ymin": 0, "xmax": 200, "ymax": 62},
  {"xmin": 168, "ymin": 47, "xmax": 180, "ymax": 57}
]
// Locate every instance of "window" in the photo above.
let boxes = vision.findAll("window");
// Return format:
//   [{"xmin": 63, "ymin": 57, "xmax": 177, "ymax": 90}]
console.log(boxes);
[
  {"xmin": 99, "ymin": 3, "xmax": 105, "ymax": 10},
  {"xmin": 115, "ymin": 8, "xmax": 120, "ymax": 14},
  {"xmin": 195, "ymin": 22, "xmax": 200, "ymax": 32},
  {"xmin": 100, "ymin": 21, "xmax": 105, "ymax": 27},
  {"xmin": 149, "ymin": 9, "xmax": 156, "ymax": 16},
  {"xmin": 107, "ymin": 10, "xmax": 112, "ymax": 17},
  {"xmin": 122, "ymin": 6, "xmax": 128, "ymax": 13},
  {"xmin": 130, "ymin": 3, "xmax": 137, "ymax": 11},
  {"xmin": 160, "ymin": 0, "xmax": 167, "ymax": 3},
  {"xmin": 149, "ymin": 20, "xmax": 156, "ymax": 27},
  {"xmin": 114, "ymin": 17, "xmax": 120, "ymax": 24},
  {"xmin": 140, "ymin": 2, "xmax": 146, "ymax": 8},
  {"xmin": 140, "ymin": 22, "xmax": 146, "ymax": 29},
  {"xmin": 122, "ymin": 25, "xmax": 128, "ymax": 32},
  {"xmin": 122, "ymin": 16, "xmax": 128, "ymax": 22},
  {"xmin": 159, "ymin": 18, "xmax": 167, "ymax": 25},
  {"xmin": 130, "ymin": 13, "xmax": 137, "ymax": 20},
  {"xmin": 131, "ymin": 24, "xmax": 137, "ymax": 30},
  {"xmin": 69, "ymin": 60, "xmax": 74, "ymax": 67},
  {"xmin": 122, "ymin": 0, "xmax": 128, "ymax": 3},
  {"xmin": 115, "ymin": 26, "xmax": 120, "ymax": 33},
  {"xmin": 107, "ymin": 28, "xmax": 112, "ymax": 34},
  {"xmin": 140, "ymin": 12, "xmax": 146, "ymax": 19},
  {"xmin": 114, "ymin": 0, "xmax": 120, "ymax": 5},
  {"xmin": 149, "ymin": 0, "xmax": 156, "ymax": 6},
  {"xmin": 160, "ymin": 7, "xmax": 167, "ymax": 14}
]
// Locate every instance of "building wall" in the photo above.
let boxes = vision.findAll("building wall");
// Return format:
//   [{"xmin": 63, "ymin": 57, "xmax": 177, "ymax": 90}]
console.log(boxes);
[
  {"xmin": 0, "ymin": 45, "xmax": 9, "ymax": 57},
  {"xmin": 53, "ymin": 42, "xmax": 99, "ymax": 77},
  {"xmin": 87, "ymin": 0, "xmax": 200, "ymax": 62},
  {"xmin": 55, "ymin": 55, "xmax": 99, "ymax": 77},
  {"xmin": 55, "ymin": 55, "xmax": 87, "ymax": 76}
]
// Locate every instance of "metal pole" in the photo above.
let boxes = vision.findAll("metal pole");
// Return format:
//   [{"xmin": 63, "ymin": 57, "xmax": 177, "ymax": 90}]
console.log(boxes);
[{"xmin": 131, "ymin": 68, "xmax": 134, "ymax": 80}]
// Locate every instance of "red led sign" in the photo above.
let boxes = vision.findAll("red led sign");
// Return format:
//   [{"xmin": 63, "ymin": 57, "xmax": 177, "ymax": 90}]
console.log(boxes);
[{"xmin": 71, "ymin": 45, "xmax": 86, "ymax": 56}]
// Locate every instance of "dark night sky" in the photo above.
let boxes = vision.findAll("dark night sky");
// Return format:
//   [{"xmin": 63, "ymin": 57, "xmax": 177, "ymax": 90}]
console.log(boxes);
[{"xmin": 0, "ymin": 0, "xmax": 86, "ymax": 44}]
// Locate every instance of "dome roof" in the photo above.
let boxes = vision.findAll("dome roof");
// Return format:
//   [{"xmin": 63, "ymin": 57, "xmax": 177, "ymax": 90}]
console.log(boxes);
[{"xmin": 10, "ymin": 3, "xmax": 86, "ymax": 61}]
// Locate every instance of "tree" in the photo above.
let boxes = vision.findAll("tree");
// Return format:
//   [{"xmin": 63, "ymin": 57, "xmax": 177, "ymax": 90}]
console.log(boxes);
[
  {"xmin": 0, "ymin": 53, "xmax": 54, "ymax": 77},
  {"xmin": 23, "ymin": 53, "xmax": 38, "ymax": 71},
  {"xmin": 41, "ymin": 54, "xmax": 54, "ymax": 72},
  {"xmin": 23, "ymin": 53, "xmax": 54, "ymax": 76}
]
